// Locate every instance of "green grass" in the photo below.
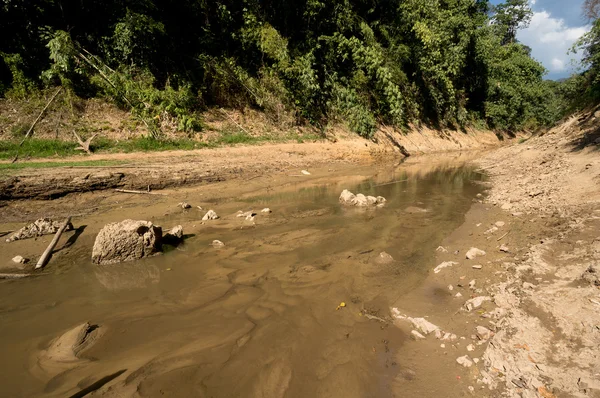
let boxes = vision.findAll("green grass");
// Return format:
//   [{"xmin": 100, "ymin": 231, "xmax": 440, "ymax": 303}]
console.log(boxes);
[{"xmin": 0, "ymin": 130, "xmax": 322, "ymax": 166}]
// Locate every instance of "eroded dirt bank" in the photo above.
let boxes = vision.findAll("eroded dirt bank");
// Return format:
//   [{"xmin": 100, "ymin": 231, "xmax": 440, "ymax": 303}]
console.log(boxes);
[{"xmin": 0, "ymin": 125, "xmax": 500, "ymax": 201}]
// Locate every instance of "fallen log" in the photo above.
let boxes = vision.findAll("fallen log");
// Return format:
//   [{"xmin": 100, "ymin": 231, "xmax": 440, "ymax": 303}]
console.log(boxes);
[
  {"xmin": 35, "ymin": 216, "xmax": 72, "ymax": 270},
  {"xmin": 114, "ymin": 189, "xmax": 166, "ymax": 195}
]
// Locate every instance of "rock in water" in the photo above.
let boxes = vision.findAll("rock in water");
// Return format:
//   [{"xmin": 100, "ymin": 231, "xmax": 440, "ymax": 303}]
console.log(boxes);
[
  {"xmin": 212, "ymin": 240, "xmax": 225, "ymax": 248},
  {"xmin": 354, "ymin": 193, "xmax": 369, "ymax": 207},
  {"xmin": 202, "ymin": 210, "xmax": 219, "ymax": 221},
  {"xmin": 6, "ymin": 218, "xmax": 74, "ymax": 242},
  {"xmin": 163, "ymin": 225, "xmax": 184, "ymax": 245},
  {"xmin": 339, "ymin": 189, "xmax": 357, "ymax": 204},
  {"xmin": 466, "ymin": 247, "xmax": 486, "ymax": 260},
  {"xmin": 339, "ymin": 190, "xmax": 386, "ymax": 207},
  {"xmin": 91, "ymin": 220, "xmax": 162, "ymax": 265}
]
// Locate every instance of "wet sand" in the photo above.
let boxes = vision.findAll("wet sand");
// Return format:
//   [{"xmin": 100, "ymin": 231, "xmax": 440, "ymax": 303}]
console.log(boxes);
[{"xmin": 0, "ymin": 156, "xmax": 485, "ymax": 397}]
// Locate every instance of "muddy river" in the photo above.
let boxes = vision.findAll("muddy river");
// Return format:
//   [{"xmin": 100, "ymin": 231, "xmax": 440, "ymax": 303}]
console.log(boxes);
[{"xmin": 0, "ymin": 158, "xmax": 485, "ymax": 397}]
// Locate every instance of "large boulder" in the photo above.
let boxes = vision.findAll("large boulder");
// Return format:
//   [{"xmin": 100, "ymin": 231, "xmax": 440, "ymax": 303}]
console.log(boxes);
[{"xmin": 91, "ymin": 220, "xmax": 162, "ymax": 265}]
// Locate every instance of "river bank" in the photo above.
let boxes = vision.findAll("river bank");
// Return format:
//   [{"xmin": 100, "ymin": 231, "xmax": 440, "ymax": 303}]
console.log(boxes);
[{"xmin": 0, "ymin": 112, "xmax": 598, "ymax": 397}]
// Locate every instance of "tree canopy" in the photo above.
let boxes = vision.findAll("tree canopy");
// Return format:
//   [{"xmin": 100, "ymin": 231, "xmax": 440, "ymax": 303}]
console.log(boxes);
[{"xmin": 0, "ymin": 0, "xmax": 566, "ymax": 137}]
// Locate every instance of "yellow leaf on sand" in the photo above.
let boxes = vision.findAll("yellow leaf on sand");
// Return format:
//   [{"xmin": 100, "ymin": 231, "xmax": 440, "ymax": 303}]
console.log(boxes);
[{"xmin": 336, "ymin": 302, "xmax": 346, "ymax": 310}]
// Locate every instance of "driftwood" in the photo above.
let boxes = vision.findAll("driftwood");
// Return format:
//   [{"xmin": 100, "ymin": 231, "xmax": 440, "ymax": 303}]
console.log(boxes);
[
  {"xmin": 35, "ymin": 216, "xmax": 72, "ymax": 270},
  {"xmin": 497, "ymin": 231, "xmax": 510, "ymax": 241},
  {"xmin": 73, "ymin": 131, "xmax": 98, "ymax": 154},
  {"xmin": 20, "ymin": 87, "xmax": 63, "ymax": 147},
  {"xmin": 114, "ymin": 189, "xmax": 165, "ymax": 195}
]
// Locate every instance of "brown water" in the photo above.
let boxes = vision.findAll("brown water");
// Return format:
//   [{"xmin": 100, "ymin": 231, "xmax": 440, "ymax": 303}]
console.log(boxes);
[{"xmin": 0, "ymin": 160, "xmax": 484, "ymax": 397}]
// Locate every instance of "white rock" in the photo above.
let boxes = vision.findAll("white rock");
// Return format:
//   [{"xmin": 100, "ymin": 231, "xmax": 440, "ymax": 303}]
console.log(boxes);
[
  {"xmin": 434, "ymin": 261, "xmax": 458, "ymax": 274},
  {"xmin": 301, "ymin": 170, "xmax": 311, "ymax": 175},
  {"xmin": 501, "ymin": 203, "xmax": 512, "ymax": 210},
  {"xmin": 440, "ymin": 344, "xmax": 446, "ymax": 348},
  {"xmin": 179, "ymin": 202, "xmax": 191, "ymax": 209},
  {"xmin": 441, "ymin": 333, "xmax": 458, "ymax": 342},
  {"xmin": 12, "ymin": 255, "xmax": 28, "ymax": 264},
  {"xmin": 467, "ymin": 344, "xmax": 475, "ymax": 352},
  {"xmin": 436, "ymin": 246, "xmax": 448, "ymax": 253},
  {"xmin": 473, "ymin": 358, "xmax": 480, "ymax": 364},
  {"xmin": 448, "ymin": 285, "xmax": 454, "ymax": 291},
  {"xmin": 202, "ymin": 210, "xmax": 219, "ymax": 221},
  {"xmin": 212, "ymin": 240, "xmax": 225, "ymax": 248},
  {"xmin": 522, "ymin": 282, "xmax": 535, "ymax": 289},
  {"xmin": 455, "ymin": 292, "xmax": 463, "ymax": 298},
  {"xmin": 411, "ymin": 330, "xmax": 426, "ymax": 340},
  {"xmin": 354, "ymin": 194, "xmax": 369, "ymax": 207},
  {"xmin": 409, "ymin": 317, "xmax": 440, "ymax": 335},
  {"xmin": 469, "ymin": 279, "xmax": 476, "ymax": 289},
  {"xmin": 475, "ymin": 326, "xmax": 494, "ymax": 340},
  {"xmin": 376, "ymin": 196, "xmax": 387, "ymax": 205},
  {"xmin": 472, "ymin": 265, "xmax": 482, "ymax": 270},
  {"xmin": 464, "ymin": 296, "xmax": 491, "ymax": 312},
  {"xmin": 377, "ymin": 251, "xmax": 394, "ymax": 264},
  {"xmin": 485, "ymin": 226, "xmax": 499, "ymax": 235},
  {"xmin": 456, "ymin": 355, "xmax": 473, "ymax": 367},
  {"xmin": 495, "ymin": 221, "xmax": 505, "ymax": 227},
  {"xmin": 366, "ymin": 196, "xmax": 378, "ymax": 205},
  {"xmin": 339, "ymin": 189, "xmax": 356, "ymax": 204},
  {"xmin": 499, "ymin": 244, "xmax": 509, "ymax": 253},
  {"xmin": 466, "ymin": 248, "xmax": 486, "ymax": 260},
  {"xmin": 261, "ymin": 208, "xmax": 272, "ymax": 213}
]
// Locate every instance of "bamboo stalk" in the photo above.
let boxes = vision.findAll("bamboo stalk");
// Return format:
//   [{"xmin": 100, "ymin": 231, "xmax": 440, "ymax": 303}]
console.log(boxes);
[
  {"xmin": 19, "ymin": 87, "xmax": 63, "ymax": 147},
  {"xmin": 35, "ymin": 217, "xmax": 72, "ymax": 270}
]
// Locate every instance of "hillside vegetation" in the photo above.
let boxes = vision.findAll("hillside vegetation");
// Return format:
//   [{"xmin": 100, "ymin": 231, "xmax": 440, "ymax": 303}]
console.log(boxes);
[{"xmin": 1, "ymin": 0, "xmax": 599, "ymax": 141}]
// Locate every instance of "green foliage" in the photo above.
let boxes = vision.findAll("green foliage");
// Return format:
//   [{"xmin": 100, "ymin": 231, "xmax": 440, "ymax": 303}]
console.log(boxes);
[{"xmin": 0, "ymin": 0, "xmax": 575, "ymax": 138}]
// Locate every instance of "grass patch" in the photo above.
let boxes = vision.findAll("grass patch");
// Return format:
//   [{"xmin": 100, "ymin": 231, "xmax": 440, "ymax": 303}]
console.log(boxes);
[{"xmin": 0, "ymin": 130, "xmax": 322, "ymax": 162}]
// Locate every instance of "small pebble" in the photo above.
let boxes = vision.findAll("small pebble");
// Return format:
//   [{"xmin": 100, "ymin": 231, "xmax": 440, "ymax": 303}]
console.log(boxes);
[{"xmin": 472, "ymin": 265, "xmax": 482, "ymax": 270}]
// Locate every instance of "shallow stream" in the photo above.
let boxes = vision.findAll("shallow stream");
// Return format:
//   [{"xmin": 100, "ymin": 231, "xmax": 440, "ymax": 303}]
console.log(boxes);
[{"xmin": 0, "ymin": 158, "xmax": 485, "ymax": 397}]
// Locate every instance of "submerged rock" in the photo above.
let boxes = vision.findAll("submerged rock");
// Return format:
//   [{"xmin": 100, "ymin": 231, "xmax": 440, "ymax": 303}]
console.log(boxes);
[
  {"xmin": 339, "ymin": 190, "xmax": 386, "ymax": 207},
  {"xmin": 163, "ymin": 225, "xmax": 184, "ymax": 245},
  {"xmin": 91, "ymin": 220, "xmax": 162, "ymax": 265},
  {"xmin": 38, "ymin": 322, "xmax": 100, "ymax": 375},
  {"xmin": 202, "ymin": 210, "xmax": 219, "ymax": 221},
  {"xmin": 6, "ymin": 218, "xmax": 74, "ymax": 242}
]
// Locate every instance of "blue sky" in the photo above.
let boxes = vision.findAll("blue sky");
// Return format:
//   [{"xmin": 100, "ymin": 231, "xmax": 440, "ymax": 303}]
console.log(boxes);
[{"xmin": 490, "ymin": 0, "xmax": 591, "ymax": 80}]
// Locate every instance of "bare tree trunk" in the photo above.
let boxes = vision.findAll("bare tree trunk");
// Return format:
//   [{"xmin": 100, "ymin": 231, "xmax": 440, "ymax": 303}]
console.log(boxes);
[{"xmin": 35, "ymin": 216, "xmax": 72, "ymax": 270}]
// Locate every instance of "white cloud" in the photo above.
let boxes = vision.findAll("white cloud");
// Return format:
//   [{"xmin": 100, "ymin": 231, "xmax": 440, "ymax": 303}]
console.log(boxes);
[{"xmin": 517, "ymin": 10, "xmax": 590, "ymax": 77}]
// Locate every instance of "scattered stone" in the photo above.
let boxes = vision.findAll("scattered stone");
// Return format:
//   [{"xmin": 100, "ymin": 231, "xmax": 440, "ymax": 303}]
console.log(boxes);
[
  {"xmin": 6, "ymin": 218, "xmax": 74, "ymax": 242},
  {"xmin": 448, "ymin": 285, "xmax": 454, "ymax": 291},
  {"xmin": 261, "ymin": 208, "xmax": 272, "ymax": 213},
  {"xmin": 456, "ymin": 355, "xmax": 473, "ymax": 368},
  {"xmin": 405, "ymin": 206, "xmax": 429, "ymax": 214},
  {"xmin": 468, "ymin": 386, "xmax": 475, "ymax": 392},
  {"xmin": 476, "ymin": 193, "xmax": 483, "ymax": 198},
  {"xmin": 409, "ymin": 317, "xmax": 440, "ymax": 335},
  {"xmin": 466, "ymin": 248, "xmax": 486, "ymax": 260},
  {"xmin": 495, "ymin": 221, "xmax": 505, "ymax": 227},
  {"xmin": 475, "ymin": 326, "xmax": 494, "ymax": 340},
  {"xmin": 434, "ymin": 261, "xmax": 458, "ymax": 274},
  {"xmin": 485, "ymin": 226, "xmax": 499, "ymax": 235},
  {"xmin": 522, "ymin": 282, "xmax": 535, "ymax": 289},
  {"xmin": 467, "ymin": 344, "xmax": 475, "ymax": 352},
  {"xmin": 202, "ymin": 210, "xmax": 219, "ymax": 221},
  {"xmin": 455, "ymin": 292, "xmax": 463, "ymax": 298},
  {"xmin": 178, "ymin": 202, "xmax": 191, "ymax": 209},
  {"xmin": 163, "ymin": 225, "xmax": 184, "ymax": 245},
  {"xmin": 464, "ymin": 296, "xmax": 491, "ymax": 312},
  {"xmin": 366, "ymin": 196, "xmax": 378, "ymax": 205},
  {"xmin": 501, "ymin": 203, "xmax": 512, "ymax": 210},
  {"xmin": 411, "ymin": 330, "xmax": 426, "ymax": 340},
  {"xmin": 440, "ymin": 344, "xmax": 446, "ymax": 348},
  {"xmin": 354, "ymin": 194, "xmax": 368, "ymax": 207},
  {"xmin": 581, "ymin": 265, "xmax": 599, "ymax": 286},
  {"xmin": 91, "ymin": 220, "xmax": 162, "ymax": 265},
  {"xmin": 436, "ymin": 246, "xmax": 448, "ymax": 253},
  {"xmin": 377, "ymin": 251, "xmax": 394, "ymax": 264},
  {"xmin": 237, "ymin": 210, "xmax": 256, "ymax": 219},
  {"xmin": 469, "ymin": 279, "xmax": 476, "ymax": 289},
  {"xmin": 212, "ymin": 240, "xmax": 225, "ymax": 248},
  {"xmin": 473, "ymin": 358, "xmax": 479, "ymax": 364},
  {"xmin": 441, "ymin": 333, "xmax": 458, "ymax": 342},
  {"xmin": 301, "ymin": 170, "xmax": 311, "ymax": 175},
  {"xmin": 499, "ymin": 244, "xmax": 510, "ymax": 253},
  {"xmin": 472, "ymin": 265, "xmax": 483, "ymax": 270},
  {"xmin": 11, "ymin": 255, "xmax": 29, "ymax": 264}
]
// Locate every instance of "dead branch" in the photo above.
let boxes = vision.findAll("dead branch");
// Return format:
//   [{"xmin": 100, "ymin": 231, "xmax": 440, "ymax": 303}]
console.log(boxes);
[
  {"xmin": 73, "ymin": 131, "xmax": 99, "ymax": 154},
  {"xmin": 20, "ymin": 87, "xmax": 63, "ymax": 147},
  {"xmin": 114, "ymin": 189, "xmax": 166, "ymax": 195},
  {"xmin": 35, "ymin": 216, "xmax": 72, "ymax": 270},
  {"xmin": 497, "ymin": 231, "xmax": 510, "ymax": 241}
]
